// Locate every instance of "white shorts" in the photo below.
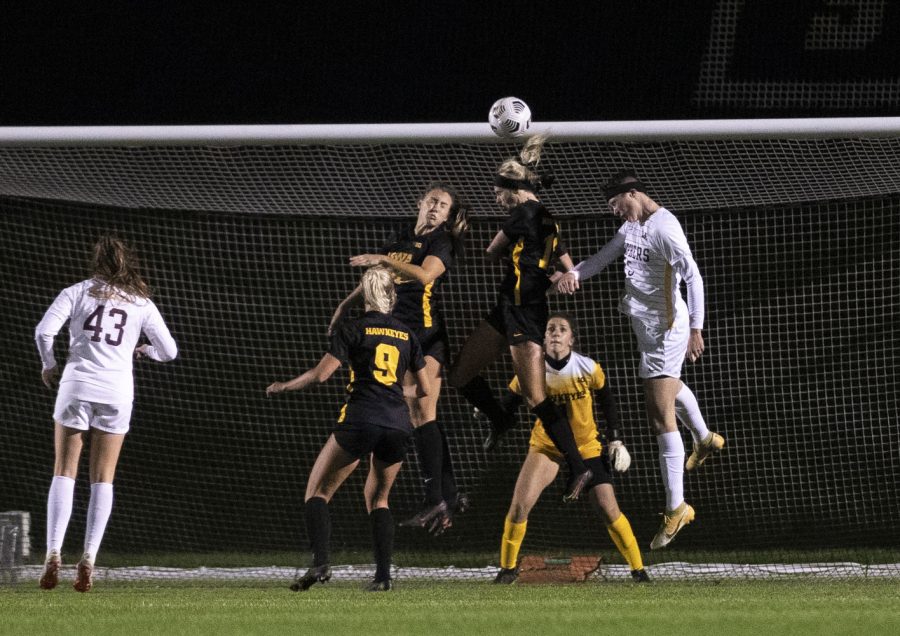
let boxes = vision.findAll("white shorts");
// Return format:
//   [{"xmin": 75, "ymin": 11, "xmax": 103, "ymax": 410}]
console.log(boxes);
[
  {"xmin": 53, "ymin": 383, "xmax": 132, "ymax": 434},
  {"xmin": 630, "ymin": 309, "xmax": 689, "ymax": 379}
]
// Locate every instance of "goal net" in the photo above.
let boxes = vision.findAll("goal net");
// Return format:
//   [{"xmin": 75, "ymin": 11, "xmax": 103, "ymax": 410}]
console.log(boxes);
[{"xmin": 1, "ymin": 121, "xmax": 898, "ymax": 582}]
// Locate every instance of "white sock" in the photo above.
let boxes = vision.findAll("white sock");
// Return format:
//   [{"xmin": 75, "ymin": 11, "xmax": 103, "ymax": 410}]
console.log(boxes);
[
  {"xmin": 675, "ymin": 384, "xmax": 710, "ymax": 444},
  {"xmin": 657, "ymin": 432, "xmax": 685, "ymax": 511},
  {"xmin": 83, "ymin": 482, "xmax": 114, "ymax": 565},
  {"xmin": 46, "ymin": 476, "xmax": 75, "ymax": 558}
]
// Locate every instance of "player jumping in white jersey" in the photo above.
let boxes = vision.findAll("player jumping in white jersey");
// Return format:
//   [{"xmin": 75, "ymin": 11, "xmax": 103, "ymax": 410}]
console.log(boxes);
[
  {"xmin": 35, "ymin": 235, "xmax": 177, "ymax": 591},
  {"xmin": 555, "ymin": 170, "xmax": 724, "ymax": 550}
]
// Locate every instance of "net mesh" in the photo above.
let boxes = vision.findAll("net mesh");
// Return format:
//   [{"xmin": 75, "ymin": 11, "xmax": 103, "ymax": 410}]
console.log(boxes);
[{"xmin": 1, "ymin": 136, "xmax": 899, "ymax": 583}]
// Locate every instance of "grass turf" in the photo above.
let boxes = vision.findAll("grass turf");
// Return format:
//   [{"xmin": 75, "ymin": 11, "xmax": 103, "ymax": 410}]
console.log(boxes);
[{"xmin": 2, "ymin": 580, "xmax": 899, "ymax": 636}]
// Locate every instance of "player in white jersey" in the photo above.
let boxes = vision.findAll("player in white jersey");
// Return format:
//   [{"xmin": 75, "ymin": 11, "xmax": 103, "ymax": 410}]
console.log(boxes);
[
  {"xmin": 555, "ymin": 170, "xmax": 724, "ymax": 550},
  {"xmin": 34, "ymin": 235, "xmax": 177, "ymax": 592}
]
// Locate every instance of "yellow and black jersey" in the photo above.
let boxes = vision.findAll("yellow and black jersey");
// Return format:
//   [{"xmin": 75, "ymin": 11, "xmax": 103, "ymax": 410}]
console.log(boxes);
[
  {"xmin": 509, "ymin": 351, "xmax": 607, "ymax": 449},
  {"xmin": 379, "ymin": 223, "xmax": 455, "ymax": 329},
  {"xmin": 329, "ymin": 311, "xmax": 425, "ymax": 431},
  {"xmin": 498, "ymin": 200, "xmax": 564, "ymax": 306}
]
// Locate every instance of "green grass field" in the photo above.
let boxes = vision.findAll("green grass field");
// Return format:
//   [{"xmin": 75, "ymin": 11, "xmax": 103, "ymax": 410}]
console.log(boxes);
[{"xmin": 2, "ymin": 580, "xmax": 900, "ymax": 636}]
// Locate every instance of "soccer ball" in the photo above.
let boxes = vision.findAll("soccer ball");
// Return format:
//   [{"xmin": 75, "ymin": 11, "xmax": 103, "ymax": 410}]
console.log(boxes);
[{"xmin": 488, "ymin": 97, "xmax": 532, "ymax": 138}]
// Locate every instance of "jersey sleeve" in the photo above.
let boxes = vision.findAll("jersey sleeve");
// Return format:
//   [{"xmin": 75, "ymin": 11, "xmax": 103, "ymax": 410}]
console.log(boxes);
[
  {"xmin": 408, "ymin": 330, "xmax": 426, "ymax": 372},
  {"xmin": 500, "ymin": 205, "xmax": 532, "ymax": 242},
  {"xmin": 427, "ymin": 232, "xmax": 455, "ymax": 272},
  {"xmin": 140, "ymin": 302, "xmax": 178, "ymax": 362},
  {"xmin": 508, "ymin": 375, "xmax": 522, "ymax": 395},
  {"xmin": 653, "ymin": 216, "xmax": 705, "ymax": 329},
  {"xmin": 589, "ymin": 360, "xmax": 607, "ymax": 391},
  {"xmin": 574, "ymin": 228, "xmax": 626, "ymax": 281},
  {"xmin": 327, "ymin": 322, "xmax": 357, "ymax": 364},
  {"xmin": 34, "ymin": 287, "xmax": 76, "ymax": 370}
]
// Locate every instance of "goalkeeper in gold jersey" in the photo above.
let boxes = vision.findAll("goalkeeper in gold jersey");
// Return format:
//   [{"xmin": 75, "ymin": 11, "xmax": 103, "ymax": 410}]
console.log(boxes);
[{"xmin": 494, "ymin": 312, "xmax": 648, "ymax": 583}]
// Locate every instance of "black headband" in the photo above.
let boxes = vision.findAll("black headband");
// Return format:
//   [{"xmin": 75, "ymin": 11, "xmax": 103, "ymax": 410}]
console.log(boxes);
[
  {"xmin": 604, "ymin": 180, "xmax": 646, "ymax": 201},
  {"xmin": 494, "ymin": 175, "xmax": 536, "ymax": 192}
]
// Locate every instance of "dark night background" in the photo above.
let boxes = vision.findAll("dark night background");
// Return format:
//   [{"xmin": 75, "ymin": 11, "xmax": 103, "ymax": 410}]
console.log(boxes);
[{"xmin": 2, "ymin": 1, "xmax": 898, "ymax": 126}]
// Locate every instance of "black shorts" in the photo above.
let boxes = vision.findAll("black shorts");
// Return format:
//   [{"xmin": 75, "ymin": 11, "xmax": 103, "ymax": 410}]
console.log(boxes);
[
  {"xmin": 485, "ymin": 301, "xmax": 548, "ymax": 346},
  {"xmin": 411, "ymin": 324, "xmax": 450, "ymax": 367},
  {"xmin": 333, "ymin": 421, "xmax": 412, "ymax": 464},
  {"xmin": 584, "ymin": 454, "xmax": 614, "ymax": 489}
]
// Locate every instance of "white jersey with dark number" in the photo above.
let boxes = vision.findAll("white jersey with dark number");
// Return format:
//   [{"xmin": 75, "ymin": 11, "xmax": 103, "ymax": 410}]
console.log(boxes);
[
  {"xmin": 576, "ymin": 208, "xmax": 704, "ymax": 330},
  {"xmin": 35, "ymin": 279, "xmax": 178, "ymax": 403}
]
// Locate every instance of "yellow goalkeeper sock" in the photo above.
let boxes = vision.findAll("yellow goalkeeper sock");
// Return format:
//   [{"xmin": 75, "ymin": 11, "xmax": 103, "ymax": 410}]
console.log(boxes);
[
  {"xmin": 607, "ymin": 513, "xmax": 643, "ymax": 571},
  {"xmin": 500, "ymin": 517, "xmax": 527, "ymax": 569}
]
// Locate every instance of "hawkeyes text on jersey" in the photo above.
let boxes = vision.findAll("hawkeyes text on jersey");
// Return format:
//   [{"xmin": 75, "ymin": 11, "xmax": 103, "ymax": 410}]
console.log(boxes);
[
  {"xmin": 329, "ymin": 311, "xmax": 426, "ymax": 431},
  {"xmin": 379, "ymin": 223, "xmax": 455, "ymax": 329},
  {"xmin": 509, "ymin": 350, "xmax": 607, "ymax": 448}
]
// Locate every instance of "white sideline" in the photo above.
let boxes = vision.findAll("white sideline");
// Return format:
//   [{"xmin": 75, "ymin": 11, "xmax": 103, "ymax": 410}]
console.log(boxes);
[
  {"xmin": 10, "ymin": 562, "xmax": 900, "ymax": 582},
  {"xmin": 2, "ymin": 118, "xmax": 900, "ymax": 146}
]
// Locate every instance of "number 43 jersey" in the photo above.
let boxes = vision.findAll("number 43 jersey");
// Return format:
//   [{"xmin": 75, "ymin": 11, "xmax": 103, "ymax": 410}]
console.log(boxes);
[
  {"xmin": 329, "ymin": 311, "xmax": 425, "ymax": 431},
  {"xmin": 35, "ymin": 279, "xmax": 177, "ymax": 404}
]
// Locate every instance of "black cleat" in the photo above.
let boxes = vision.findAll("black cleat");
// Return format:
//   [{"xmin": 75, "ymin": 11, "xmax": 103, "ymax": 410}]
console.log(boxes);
[
  {"xmin": 290, "ymin": 564, "xmax": 332, "ymax": 591},
  {"xmin": 364, "ymin": 578, "xmax": 392, "ymax": 592},
  {"xmin": 483, "ymin": 425, "xmax": 507, "ymax": 452},
  {"xmin": 631, "ymin": 568, "xmax": 650, "ymax": 583},
  {"xmin": 562, "ymin": 469, "xmax": 594, "ymax": 503},
  {"xmin": 476, "ymin": 408, "xmax": 515, "ymax": 452},
  {"xmin": 399, "ymin": 500, "xmax": 449, "ymax": 530},
  {"xmin": 493, "ymin": 567, "xmax": 519, "ymax": 584},
  {"xmin": 448, "ymin": 492, "xmax": 470, "ymax": 516}
]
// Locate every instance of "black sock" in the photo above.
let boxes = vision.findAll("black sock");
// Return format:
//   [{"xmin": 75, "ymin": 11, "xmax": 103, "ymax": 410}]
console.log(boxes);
[
  {"xmin": 370, "ymin": 507, "xmax": 394, "ymax": 582},
  {"xmin": 436, "ymin": 421, "xmax": 459, "ymax": 503},
  {"xmin": 413, "ymin": 421, "xmax": 444, "ymax": 506},
  {"xmin": 458, "ymin": 376, "xmax": 512, "ymax": 430},
  {"xmin": 531, "ymin": 399, "xmax": 588, "ymax": 475},
  {"xmin": 305, "ymin": 496, "xmax": 331, "ymax": 567}
]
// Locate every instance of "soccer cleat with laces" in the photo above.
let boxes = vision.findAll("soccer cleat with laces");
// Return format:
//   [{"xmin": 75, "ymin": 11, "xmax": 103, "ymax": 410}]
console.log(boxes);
[
  {"xmin": 399, "ymin": 500, "xmax": 449, "ymax": 530},
  {"xmin": 650, "ymin": 501, "xmax": 695, "ymax": 550},
  {"xmin": 493, "ymin": 567, "xmax": 519, "ymax": 584},
  {"xmin": 290, "ymin": 564, "xmax": 332, "ymax": 591},
  {"xmin": 562, "ymin": 469, "xmax": 594, "ymax": 503},
  {"xmin": 686, "ymin": 432, "xmax": 725, "ymax": 471},
  {"xmin": 631, "ymin": 568, "xmax": 651, "ymax": 583},
  {"xmin": 73, "ymin": 558, "xmax": 93, "ymax": 593},
  {"xmin": 39, "ymin": 554, "xmax": 61, "ymax": 590},
  {"xmin": 363, "ymin": 578, "xmax": 392, "ymax": 592}
]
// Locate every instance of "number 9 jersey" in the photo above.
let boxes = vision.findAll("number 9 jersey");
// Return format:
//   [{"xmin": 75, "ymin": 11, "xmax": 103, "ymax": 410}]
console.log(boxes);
[
  {"xmin": 35, "ymin": 279, "xmax": 178, "ymax": 404},
  {"xmin": 328, "ymin": 311, "xmax": 426, "ymax": 432}
]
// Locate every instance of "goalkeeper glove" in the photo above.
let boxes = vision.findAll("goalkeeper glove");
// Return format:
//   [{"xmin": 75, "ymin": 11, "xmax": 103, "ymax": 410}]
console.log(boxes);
[{"xmin": 608, "ymin": 440, "xmax": 631, "ymax": 473}]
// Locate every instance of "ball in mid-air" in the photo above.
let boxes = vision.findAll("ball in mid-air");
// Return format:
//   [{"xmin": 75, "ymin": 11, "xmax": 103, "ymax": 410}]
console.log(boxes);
[{"xmin": 488, "ymin": 97, "xmax": 532, "ymax": 138}]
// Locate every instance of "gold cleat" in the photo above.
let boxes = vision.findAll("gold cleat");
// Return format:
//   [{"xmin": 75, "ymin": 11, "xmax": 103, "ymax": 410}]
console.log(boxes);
[
  {"xmin": 686, "ymin": 432, "xmax": 725, "ymax": 472},
  {"xmin": 650, "ymin": 502, "xmax": 695, "ymax": 550}
]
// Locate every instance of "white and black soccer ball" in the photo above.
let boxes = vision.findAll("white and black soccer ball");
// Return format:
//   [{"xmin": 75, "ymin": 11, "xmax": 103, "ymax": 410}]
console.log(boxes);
[{"xmin": 488, "ymin": 97, "xmax": 532, "ymax": 138}]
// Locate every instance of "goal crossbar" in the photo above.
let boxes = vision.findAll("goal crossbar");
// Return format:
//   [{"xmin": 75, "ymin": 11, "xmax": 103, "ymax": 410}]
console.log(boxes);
[{"xmin": 3, "ymin": 117, "xmax": 900, "ymax": 146}]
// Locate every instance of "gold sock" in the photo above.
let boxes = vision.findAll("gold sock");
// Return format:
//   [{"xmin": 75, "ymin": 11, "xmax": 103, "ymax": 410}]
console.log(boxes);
[
  {"xmin": 607, "ymin": 513, "xmax": 644, "ymax": 571},
  {"xmin": 500, "ymin": 517, "xmax": 527, "ymax": 569}
]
